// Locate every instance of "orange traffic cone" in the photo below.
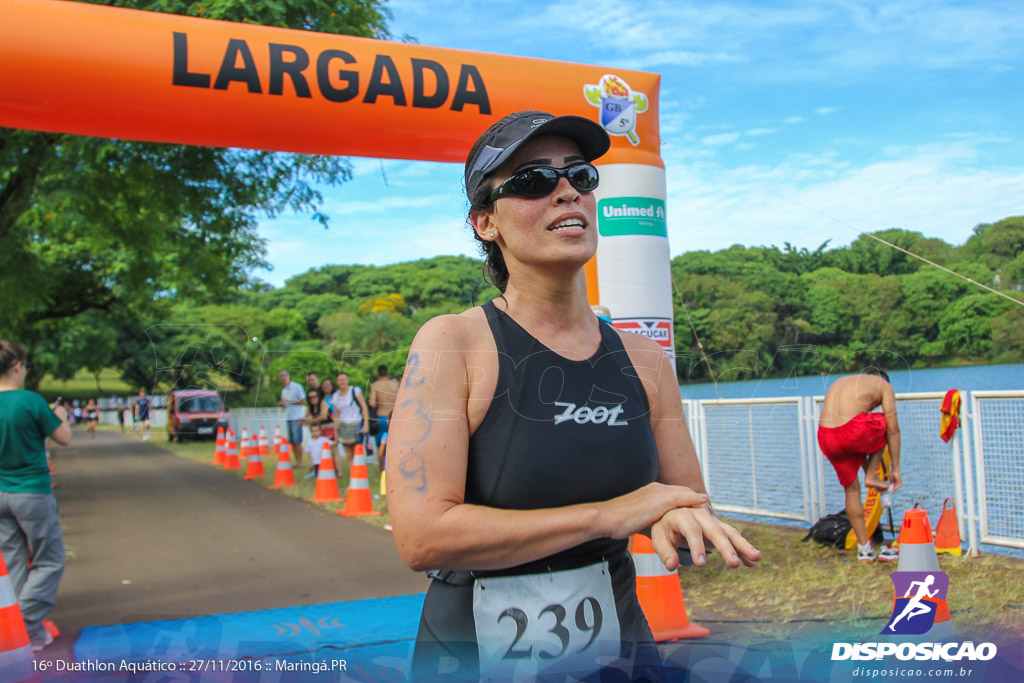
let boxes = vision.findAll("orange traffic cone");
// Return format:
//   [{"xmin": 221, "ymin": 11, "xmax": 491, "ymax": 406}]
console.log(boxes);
[
  {"xmin": 893, "ymin": 507, "xmax": 952, "ymax": 639},
  {"xmin": 272, "ymin": 424, "xmax": 283, "ymax": 454},
  {"xmin": 257, "ymin": 425, "xmax": 270, "ymax": 457},
  {"xmin": 310, "ymin": 442, "xmax": 341, "ymax": 503},
  {"xmin": 270, "ymin": 440, "xmax": 295, "ymax": 489},
  {"xmin": 243, "ymin": 438, "xmax": 266, "ymax": 480},
  {"xmin": 222, "ymin": 429, "xmax": 241, "ymax": 471},
  {"xmin": 0, "ymin": 551, "xmax": 36, "ymax": 682},
  {"xmin": 631, "ymin": 535, "xmax": 709, "ymax": 641},
  {"xmin": 934, "ymin": 499, "xmax": 962, "ymax": 557},
  {"xmin": 339, "ymin": 446, "xmax": 381, "ymax": 517},
  {"xmin": 212, "ymin": 426, "xmax": 226, "ymax": 466}
]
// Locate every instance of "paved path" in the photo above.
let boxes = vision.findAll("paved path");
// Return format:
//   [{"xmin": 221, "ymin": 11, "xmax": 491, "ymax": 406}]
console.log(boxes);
[{"xmin": 41, "ymin": 428, "xmax": 429, "ymax": 662}]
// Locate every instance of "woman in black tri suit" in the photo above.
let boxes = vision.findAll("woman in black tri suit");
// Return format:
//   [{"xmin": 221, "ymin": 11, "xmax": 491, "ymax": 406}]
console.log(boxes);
[{"xmin": 387, "ymin": 111, "xmax": 761, "ymax": 682}]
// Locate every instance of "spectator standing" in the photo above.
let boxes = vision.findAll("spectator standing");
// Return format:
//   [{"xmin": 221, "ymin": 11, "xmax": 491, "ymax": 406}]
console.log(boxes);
[
  {"xmin": 318, "ymin": 378, "xmax": 337, "ymax": 442},
  {"xmin": 331, "ymin": 372, "xmax": 369, "ymax": 463},
  {"xmin": 369, "ymin": 365, "xmax": 399, "ymax": 450},
  {"xmin": 83, "ymin": 398, "xmax": 99, "ymax": 440},
  {"xmin": 278, "ymin": 370, "xmax": 305, "ymax": 467},
  {"xmin": 0, "ymin": 339, "xmax": 71, "ymax": 652},
  {"xmin": 116, "ymin": 398, "xmax": 126, "ymax": 432},
  {"xmin": 133, "ymin": 389, "xmax": 152, "ymax": 441}
]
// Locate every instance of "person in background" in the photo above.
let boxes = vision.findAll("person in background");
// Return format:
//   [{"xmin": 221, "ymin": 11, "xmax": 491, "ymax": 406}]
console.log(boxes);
[
  {"xmin": 306, "ymin": 372, "xmax": 321, "ymax": 393},
  {"xmin": 318, "ymin": 378, "xmax": 337, "ymax": 443},
  {"xmin": 302, "ymin": 422, "xmax": 333, "ymax": 480},
  {"xmin": 817, "ymin": 367, "xmax": 902, "ymax": 563},
  {"xmin": 0, "ymin": 339, "xmax": 71, "ymax": 652},
  {"xmin": 133, "ymin": 389, "xmax": 151, "ymax": 441},
  {"xmin": 83, "ymin": 398, "xmax": 99, "ymax": 440},
  {"xmin": 278, "ymin": 370, "xmax": 306, "ymax": 469},
  {"xmin": 369, "ymin": 364, "xmax": 399, "ymax": 452},
  {"xmin": 116, "ymin": 397, "xmax": 126, "ymax": 432},
  {"xmin": 331, "ymin": 371, "xmax": 369, "ymax": 464}
]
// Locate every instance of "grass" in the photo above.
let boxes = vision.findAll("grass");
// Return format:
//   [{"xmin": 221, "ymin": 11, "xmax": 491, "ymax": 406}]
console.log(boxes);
[
  {"xmin": 103, "ymin": 425, "xmax": 1023, "ymax": 640},
  {"xmin": 104, "ymin": 424, "xmax": 391, "ymax": 529},
  {"xmin": 679, "ymin": 519, "xmax": 1024, "ymax": 640},
  {"xmin": 38, "ymin": 368, "xmax": 132, "ymax": 401}
]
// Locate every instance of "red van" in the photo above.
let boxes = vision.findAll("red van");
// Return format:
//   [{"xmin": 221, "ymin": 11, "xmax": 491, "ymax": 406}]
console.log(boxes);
[{"xmin": 166, "ymin": 390, "xmax": 227, "ymax": 441}]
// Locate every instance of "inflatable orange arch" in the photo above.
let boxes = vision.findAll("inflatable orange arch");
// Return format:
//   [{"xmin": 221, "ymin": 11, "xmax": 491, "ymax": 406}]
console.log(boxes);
[{"xmin": 0, "ymin": 0, "xmax": 678, "ymax": 364}]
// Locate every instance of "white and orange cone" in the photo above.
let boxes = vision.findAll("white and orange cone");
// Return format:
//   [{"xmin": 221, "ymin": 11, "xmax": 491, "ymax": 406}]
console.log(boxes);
[
  {"xmin": 212, "ymin": 426, "xmax": 226, "ymax": 467},
  {"xmin": 310, "ymin": 442, "xmax": 341, "ymax": 503},
  {"xmin": 272, "ymin": 424, "xmax": 283, "ymax": 455},
  {"xmin": 339, "ymin": 446, "xmax": 381, "ymax": 517},
  {"xmin": 257, "ymin": 425, "xmax": 270, "ymax": 457},
  {"xmin": 894, "ymin": 508, "xmax": 953, "ymax": 640},
  {"xmin": 631, "ymin": 534, "xmax": 709, "ymax": 641},
  {"xmin": 222, "ymin": 429, "xmax": 241, "ymax": 471},
  {"xmin": 270, "ymin": 440, "xmax": 295, "ymax": 489},
  {"xmin": 243, "ymin": 439, "xmax": 266, "ymax": 480},
  {"xmin": 0, "ymin": 550, "xmax": 36, "ymax": 682}
]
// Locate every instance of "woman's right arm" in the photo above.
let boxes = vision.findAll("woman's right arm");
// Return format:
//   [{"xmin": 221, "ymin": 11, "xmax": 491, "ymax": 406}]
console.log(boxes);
[
  {"xmin": 49, "ymin": 404, "xmax": 71, "ymax": 446},
  {"xmin": 386, "ymin": 315, "xmax": 707, "ymax": 573}
]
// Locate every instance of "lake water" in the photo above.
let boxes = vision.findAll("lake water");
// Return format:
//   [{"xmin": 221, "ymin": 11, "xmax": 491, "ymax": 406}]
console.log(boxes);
[{"xmin": 679, "ymin": 363, "xmax": 1024, "ymax": 401}]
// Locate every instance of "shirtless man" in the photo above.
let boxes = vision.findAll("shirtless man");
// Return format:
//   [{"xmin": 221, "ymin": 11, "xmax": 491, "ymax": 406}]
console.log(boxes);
[
  {"xmin": 368, "ymin": 365, "xmax": 398, "ymax": 450},
  {"xmin": 818, "ymin": 367, "xmax": 902, "ymax": 562}
]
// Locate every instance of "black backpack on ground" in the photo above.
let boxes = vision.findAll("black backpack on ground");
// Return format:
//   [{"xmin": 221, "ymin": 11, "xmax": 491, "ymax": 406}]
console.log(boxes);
[{"xmin": 802, "ymin": 510, "xmax": 883, "ymax": 548}]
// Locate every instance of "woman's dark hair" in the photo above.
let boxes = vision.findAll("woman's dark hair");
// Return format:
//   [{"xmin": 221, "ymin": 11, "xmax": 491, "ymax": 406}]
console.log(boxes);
[
  {"xmin": 0, "ymin": 339, "xmax": 27, "ymax": 376},
  {"xmin": 306, "ymin": 386, "xmax": 324, "ymax": 412},
  {"xmin": 465, "ymin": 110, "xmax": 552, "ymax": 294}
]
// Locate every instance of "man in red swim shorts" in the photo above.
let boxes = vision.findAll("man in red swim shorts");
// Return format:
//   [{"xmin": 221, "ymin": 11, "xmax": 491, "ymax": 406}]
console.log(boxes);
[{"xmin": 818, "ymin": 367, "xmax": 902, "ymax": 562}]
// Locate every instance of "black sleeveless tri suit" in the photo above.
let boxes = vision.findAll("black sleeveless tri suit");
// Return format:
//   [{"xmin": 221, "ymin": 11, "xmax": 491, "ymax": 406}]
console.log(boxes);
[{"xmin": 411, "ymin": 301, "xmax": 665, "ymax": 681}]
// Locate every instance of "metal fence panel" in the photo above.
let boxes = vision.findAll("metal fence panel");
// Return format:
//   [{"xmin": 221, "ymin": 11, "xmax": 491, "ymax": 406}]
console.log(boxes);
[
  {"xmin": 699, "ymin": 398, "xmax": 809, "ymax": 522},
  {"xmin": 971, "ymin": 391, "xmax": 1024, "ymax": 549}
]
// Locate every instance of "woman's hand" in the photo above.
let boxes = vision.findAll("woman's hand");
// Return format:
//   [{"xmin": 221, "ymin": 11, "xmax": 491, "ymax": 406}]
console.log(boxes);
[
  {"xmin": 360, "ymin": 421, "xmax": 369, "ymax": 435},
  {"xmin": 651, "ymin": 507, "xmax": 761, "ymax": 571},
  {"xmin": 600, "ymin": 482, "xmax": 709, "ymax": 541}
]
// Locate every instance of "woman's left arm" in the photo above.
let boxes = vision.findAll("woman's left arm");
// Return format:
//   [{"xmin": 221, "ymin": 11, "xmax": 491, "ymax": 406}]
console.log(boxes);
[
  {"xmin": 356, "ymin": 388, "xmax": 370, "ymax": 435},
  {"xmin": 624, "ymin": 335, "xmax": 761, "ymax": 571}
]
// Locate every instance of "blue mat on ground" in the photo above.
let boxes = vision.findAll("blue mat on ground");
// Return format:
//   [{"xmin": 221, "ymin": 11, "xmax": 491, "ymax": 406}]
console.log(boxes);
[{"xmin": 74, "ymin": 593, "xmax": 425, "ymax": 679}]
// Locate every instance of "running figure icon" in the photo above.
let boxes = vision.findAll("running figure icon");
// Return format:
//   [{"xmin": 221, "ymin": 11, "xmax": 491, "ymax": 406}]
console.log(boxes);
[{"xmin": 888, "ymin": 574, "xmax": 938, "ymax": 631}]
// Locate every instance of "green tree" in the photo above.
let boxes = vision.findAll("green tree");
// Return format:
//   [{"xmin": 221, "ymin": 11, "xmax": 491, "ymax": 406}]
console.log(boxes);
[{"xmin": 1, "ymin": 0, "xmax": 398, "ymax": 386}]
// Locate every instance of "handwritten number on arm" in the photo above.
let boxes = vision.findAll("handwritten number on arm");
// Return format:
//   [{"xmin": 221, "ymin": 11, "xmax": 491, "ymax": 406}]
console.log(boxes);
[
  {"xmin": 404, "ymin": 353, "xmax": 425, "ymax": 389},
  {"xmin": 398, "ymin": 451, "xmax": 428, "ymax": 494},
  {"xmin": 399, "ymin": 397, "xmax": 432, "ymax": 444}
]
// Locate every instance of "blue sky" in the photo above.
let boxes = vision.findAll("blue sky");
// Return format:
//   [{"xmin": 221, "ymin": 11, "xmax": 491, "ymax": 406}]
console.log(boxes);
[{"xmin": 254, "ymin": 0, "xmax": 1024, "ymax": 287}]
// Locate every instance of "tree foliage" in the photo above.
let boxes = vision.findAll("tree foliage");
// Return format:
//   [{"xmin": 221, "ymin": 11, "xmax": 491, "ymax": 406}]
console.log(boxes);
[{"xmin": 0, "ymin": 0, "xmax": 398, "ymax": 388}]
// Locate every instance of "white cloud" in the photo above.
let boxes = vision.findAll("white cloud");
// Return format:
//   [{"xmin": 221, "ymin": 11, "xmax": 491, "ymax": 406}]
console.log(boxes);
[
  {"xmin": 784, "ymin": 116, "xmax": 805, "ymax": 125},
  {"xmin": 746, "ymin": 128, "xmax": 777, "ymax": 136},
  {"xmin": 664, "ymin": 138, "xmax": 1024, "ymax": 256},
  {"xmin": 703, "ymin": 132, "xmax": 741, "ymax": 146},
  {"xmin": 815, "ymin": 107, "xmax": 839, "ymax": 115}
]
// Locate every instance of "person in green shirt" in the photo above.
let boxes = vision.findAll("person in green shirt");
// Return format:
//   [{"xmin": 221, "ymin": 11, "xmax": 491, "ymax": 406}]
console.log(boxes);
[{"xmin": 0, "ymin": 339, "xmax": 71, "ymax": 652}]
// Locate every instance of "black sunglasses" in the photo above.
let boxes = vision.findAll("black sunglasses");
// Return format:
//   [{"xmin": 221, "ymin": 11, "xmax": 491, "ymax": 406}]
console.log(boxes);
[{"xmin": 488, "ymin": 163, "xmax": 599, "ymax": 202}]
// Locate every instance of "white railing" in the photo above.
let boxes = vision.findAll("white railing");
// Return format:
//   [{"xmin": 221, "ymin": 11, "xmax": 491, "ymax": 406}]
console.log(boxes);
[
  {"xmin": 969, "ymin": 391, "xmax": 1024, "ymax": 550},
  {"xmin": 690, "ymin": 390, "xmax": 1024, "ymax": 555}
]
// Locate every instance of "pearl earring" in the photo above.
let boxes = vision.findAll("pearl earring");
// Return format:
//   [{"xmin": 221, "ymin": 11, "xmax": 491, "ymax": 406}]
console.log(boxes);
[{"xmin": 488, "ymin": 232, "xmax": 495, "ymax": 239}]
